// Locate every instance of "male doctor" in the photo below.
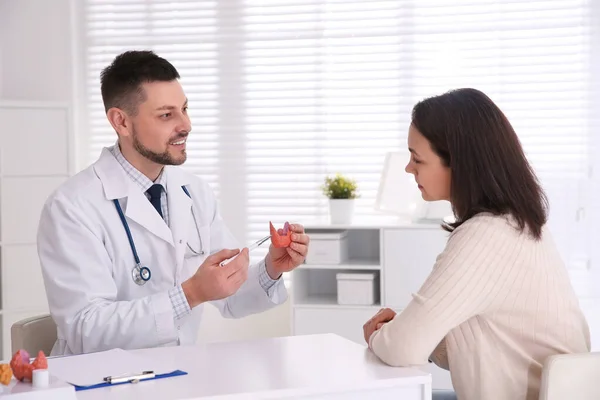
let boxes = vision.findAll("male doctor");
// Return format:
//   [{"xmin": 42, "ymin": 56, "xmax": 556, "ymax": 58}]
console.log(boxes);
[{"xmin": 37, "ymin": 50, "xmax": 310, "ymax": 356}]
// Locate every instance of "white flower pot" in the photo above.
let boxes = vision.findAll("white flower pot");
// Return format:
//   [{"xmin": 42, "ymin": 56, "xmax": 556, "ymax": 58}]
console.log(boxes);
[{"xmin": 328, "ymin": 199, "xmax": 355, "ymax": 225}]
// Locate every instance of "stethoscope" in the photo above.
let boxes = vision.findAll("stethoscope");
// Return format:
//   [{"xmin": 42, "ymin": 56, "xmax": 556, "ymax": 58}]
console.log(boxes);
[{"xmin": 113, "ymin": 185, "xmax": 204, "ymax": 286}]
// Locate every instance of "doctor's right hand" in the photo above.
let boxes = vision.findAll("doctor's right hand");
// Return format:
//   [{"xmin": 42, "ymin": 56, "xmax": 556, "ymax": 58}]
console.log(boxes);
[{"xmin": 182, "ymin": 248, "xmax": 249, "ymax": 308}]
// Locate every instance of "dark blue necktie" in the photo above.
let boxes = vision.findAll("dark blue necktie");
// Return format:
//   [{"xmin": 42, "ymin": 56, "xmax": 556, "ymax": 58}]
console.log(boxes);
[{"xmin": 146, "ymin": 184, "xmax": 164, "ymax": 219}]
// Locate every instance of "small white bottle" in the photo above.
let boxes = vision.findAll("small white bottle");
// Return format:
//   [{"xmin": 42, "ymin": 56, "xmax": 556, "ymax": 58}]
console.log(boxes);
[{"xmin": 32, "ymin": 369, "xmax": 50, "ymax": 388}]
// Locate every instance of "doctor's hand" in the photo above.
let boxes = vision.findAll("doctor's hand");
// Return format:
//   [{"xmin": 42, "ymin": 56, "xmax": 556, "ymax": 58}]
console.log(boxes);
[
  {"xmin": 182, "ymin": 248, "xmax": 249, "ymax": 308},
  {"xmin": 265, "ymin": 223, "xmax": 309, "ymax": 280},
  {"xmin": 363, "ymin": 308, "xmax": 396, "ymax": 346}
]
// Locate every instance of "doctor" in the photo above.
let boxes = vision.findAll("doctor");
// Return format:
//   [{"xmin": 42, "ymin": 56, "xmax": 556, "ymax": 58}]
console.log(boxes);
[{"xmin": 37, "ymin": 50, "xmax": 310, "ymax": 356}]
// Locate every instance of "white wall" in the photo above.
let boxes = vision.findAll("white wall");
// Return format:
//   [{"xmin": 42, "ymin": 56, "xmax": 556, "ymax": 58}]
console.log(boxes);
[
  {"xmin": 0, "ymin": 1, "xmax": 3, "ymax": 98},
  {"xmin": 0, "ymin": 0, "xmax": 73, "ymax": 359},
  {"xmin": 0, "ymin": 0, "xmax": 5, "ymax": 98},
  {"xmin": 0, "ymin": 0, "xmax": 72, "ymax": 102}
]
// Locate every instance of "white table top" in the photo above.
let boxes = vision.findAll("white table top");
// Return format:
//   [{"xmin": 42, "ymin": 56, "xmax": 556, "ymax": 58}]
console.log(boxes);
[{"xmin": 74, "ymin": 334, "xmax": 430, "ymax": 399}]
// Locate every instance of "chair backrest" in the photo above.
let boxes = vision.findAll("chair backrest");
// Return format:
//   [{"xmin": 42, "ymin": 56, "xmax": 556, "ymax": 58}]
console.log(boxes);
[
  {"xmin": 11, "ymin": 314, "xmax": 57, "ymax": 357},
  {"xmin": 539, "ymin": 352, "xmax": 600, "ymax": 400}
]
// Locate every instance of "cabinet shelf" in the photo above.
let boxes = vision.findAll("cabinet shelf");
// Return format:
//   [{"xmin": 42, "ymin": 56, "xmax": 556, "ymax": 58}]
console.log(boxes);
[
  {"xmin": 294, "ymin": 294, "xmax": 381, "ymax": 309},
  {"xmin": 300, "ymin": 259, "xmax": 380, "ymax": 270},
  {"xmin": 292, "ymin": 268, "xmax": 381, "ymax": 308}
]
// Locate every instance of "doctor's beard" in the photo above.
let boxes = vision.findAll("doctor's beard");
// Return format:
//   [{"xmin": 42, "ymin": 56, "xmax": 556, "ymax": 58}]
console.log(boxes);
[{"xmin": 131, "ymin": 126, "xmax": 188, "ymax": 166}]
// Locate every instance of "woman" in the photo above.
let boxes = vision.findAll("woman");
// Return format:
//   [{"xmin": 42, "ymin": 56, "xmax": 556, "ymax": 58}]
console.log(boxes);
[{"xmin": 363, "ymin": 88, "xmax": 590, "ymax": 400}]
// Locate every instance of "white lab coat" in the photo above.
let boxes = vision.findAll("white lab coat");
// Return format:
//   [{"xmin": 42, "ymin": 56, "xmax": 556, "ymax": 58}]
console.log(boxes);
[{"xmin": 37, "ymin": 148, "xmax": 287, "ymax": 356}]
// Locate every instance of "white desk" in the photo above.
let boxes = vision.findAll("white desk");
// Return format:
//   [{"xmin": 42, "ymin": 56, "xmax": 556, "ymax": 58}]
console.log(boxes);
[{"xmin": 71, "ymin": 334, "xmax": 431, "ymax": 400}]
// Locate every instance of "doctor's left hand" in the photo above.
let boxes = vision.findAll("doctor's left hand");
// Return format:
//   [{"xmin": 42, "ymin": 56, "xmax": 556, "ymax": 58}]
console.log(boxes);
[{"xmin": 265, "ymin": 223, "xmax": 309, "ymax": 280}]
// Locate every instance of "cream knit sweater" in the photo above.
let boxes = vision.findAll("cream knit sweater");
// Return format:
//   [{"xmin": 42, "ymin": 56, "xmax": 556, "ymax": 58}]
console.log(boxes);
[{"xmin": 369, "ymin": 213, "xmax": 590, "ymax": 400}]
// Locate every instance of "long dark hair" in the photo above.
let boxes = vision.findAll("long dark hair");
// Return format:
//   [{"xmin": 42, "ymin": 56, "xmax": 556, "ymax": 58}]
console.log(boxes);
[{"xmin": 411, "ymin": 88, "xmax": 548, "ymax": 239}]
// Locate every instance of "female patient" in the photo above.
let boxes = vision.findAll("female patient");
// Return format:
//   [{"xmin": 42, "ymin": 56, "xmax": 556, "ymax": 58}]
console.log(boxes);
[{"xmin": 363, "ymin": 88, "xmax": 590, "ymax": 400}]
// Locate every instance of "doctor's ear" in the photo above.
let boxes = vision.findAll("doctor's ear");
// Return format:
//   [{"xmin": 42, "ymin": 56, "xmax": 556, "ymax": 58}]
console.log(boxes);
[{"xmin": 106, "ymin": 108, "xmax": 132, "ymax": 138}]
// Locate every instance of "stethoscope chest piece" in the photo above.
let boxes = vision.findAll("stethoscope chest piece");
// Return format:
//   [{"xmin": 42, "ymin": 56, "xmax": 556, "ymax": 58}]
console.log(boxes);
[{"xmin": 132, "ymin": 263, "xmax": 151, "ymax": 286}]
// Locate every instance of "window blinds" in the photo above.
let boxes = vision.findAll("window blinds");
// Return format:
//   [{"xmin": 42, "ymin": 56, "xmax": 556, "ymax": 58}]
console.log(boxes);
[{"xmin": 82, "ymin": 0, "xmax": 597, "ymax": 290}]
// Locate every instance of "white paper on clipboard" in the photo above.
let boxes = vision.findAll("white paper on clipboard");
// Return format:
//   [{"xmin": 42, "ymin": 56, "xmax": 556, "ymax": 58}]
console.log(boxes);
[{"xmin": 47, "ymin": 348, "xmax": 175, "ymax": 387}]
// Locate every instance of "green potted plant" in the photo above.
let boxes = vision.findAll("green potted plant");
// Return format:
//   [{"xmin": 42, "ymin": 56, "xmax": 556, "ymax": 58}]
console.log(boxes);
[{"xmin": 321, "ymin": 173, "xmax": 359, "ymax": 224}]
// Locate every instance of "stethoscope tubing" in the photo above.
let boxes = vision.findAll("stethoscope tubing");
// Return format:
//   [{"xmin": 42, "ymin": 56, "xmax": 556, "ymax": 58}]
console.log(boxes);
[{"xmin": 114, "ymin": 185, "xmax": 201, "ymax": 285}]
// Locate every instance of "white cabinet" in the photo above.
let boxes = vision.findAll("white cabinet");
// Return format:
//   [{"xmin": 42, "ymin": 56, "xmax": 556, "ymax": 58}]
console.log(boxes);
[
  {"xmin": 0, "ymin": 101, "xmax": 72, "ymax": 359},
  {"xmin": 293, "ymin": 308, "xmax": 378, "ymax": 345},
  {"xmin": 292, "ymin": 221, "xmax": 453, "ymax": 390},
  {"xmin": 383, "ymin": 228, "xmax": 448, "ymax": 308}
]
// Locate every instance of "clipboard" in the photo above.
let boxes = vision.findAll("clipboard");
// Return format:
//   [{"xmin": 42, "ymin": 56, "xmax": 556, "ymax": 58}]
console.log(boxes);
[
  {"xmin": 47, "ymin": 348, "xmax": 188, "ymax": 391},
  {"xmin": 73, "ymin": 369, "xmax": 188, "ymax": 391}
]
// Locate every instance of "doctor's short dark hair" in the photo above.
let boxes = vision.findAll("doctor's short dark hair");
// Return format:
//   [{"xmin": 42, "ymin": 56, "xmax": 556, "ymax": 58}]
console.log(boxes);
[
  {"xmin": 411, "ymin": 88, "xmax": 548, "ymax": 240},
  {"xmin": 100, "ymin": 50, "xmax": 180, "ymax": 115}
]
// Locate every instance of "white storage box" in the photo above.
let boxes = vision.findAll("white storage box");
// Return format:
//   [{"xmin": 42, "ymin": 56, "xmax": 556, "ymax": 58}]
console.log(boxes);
[
  {"xmin": 336, "ymin": 272, "xmax": 376, "ymax": 305},
  {"xmin": 305, "ymin": 230, "xmax": 348, "ymax": 264}
]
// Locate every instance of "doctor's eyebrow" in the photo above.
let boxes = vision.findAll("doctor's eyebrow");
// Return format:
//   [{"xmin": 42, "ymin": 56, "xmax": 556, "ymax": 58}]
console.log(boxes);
[{"xmin": 155, "ymin": 98, "xmax": 188, "ymax": 111}]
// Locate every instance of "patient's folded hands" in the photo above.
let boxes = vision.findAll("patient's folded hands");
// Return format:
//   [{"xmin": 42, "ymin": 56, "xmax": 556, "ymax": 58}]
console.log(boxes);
[{"xmin": 363, "ymin": 308, "xmax": 397, "ymax": 346}]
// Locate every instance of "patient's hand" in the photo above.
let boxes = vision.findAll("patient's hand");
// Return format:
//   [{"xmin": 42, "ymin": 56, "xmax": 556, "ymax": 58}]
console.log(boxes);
[{"xmin": 363, "ymin": 308, "xmax": 397, "ymax": 345}]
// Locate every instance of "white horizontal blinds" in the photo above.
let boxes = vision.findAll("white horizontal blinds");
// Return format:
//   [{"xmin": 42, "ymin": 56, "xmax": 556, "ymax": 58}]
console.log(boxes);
[
  {"xmin": 83, "ymin": 0, "xmax": 220, "ymax": 195},
  {"xmin": 83, "ymin": 1, "xmax": 596, "ymax": 283},
  {"xmin": 408, "ymin": 0, "xmax": 593, "ymax": 292},
  {"xmin": 410, "ymin": 0, "xmax": 591, "ymax": 179},
  {"xmin": 243, "ymin": 0, "xmax": 407, "ymax": 246},
  {"xmin": 588, "ymin": 0, "xmax": 600, "ymax": 299}
]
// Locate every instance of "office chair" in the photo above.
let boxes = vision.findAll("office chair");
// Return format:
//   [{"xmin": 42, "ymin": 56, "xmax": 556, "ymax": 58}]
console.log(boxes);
[
  {"xmin": 539, "ymin": 352, "xmax": 600, "ymax": 400},
  {"xmin": 11, "ymin": 314, "xmax": 57, "ymax": 356}
]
